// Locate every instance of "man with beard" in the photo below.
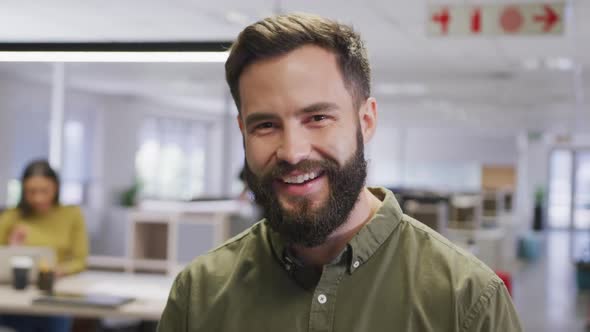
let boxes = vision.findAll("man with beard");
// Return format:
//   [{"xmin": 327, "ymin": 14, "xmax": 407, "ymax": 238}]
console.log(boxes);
[{"xmin": 158, "ymin": 13, "xmax": 522, "ymax": 332}]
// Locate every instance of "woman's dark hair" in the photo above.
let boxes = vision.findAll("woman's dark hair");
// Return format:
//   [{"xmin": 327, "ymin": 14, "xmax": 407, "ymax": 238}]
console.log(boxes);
[{"xmin": 17, "ymin": 159, "xmax": 60, "ymax": 217}]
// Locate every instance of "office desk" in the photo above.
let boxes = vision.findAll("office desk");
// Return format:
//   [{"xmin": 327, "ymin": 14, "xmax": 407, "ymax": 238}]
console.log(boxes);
[{"xmin": 0, "ymin": 271, "xmax": 174, "ymax": 321}]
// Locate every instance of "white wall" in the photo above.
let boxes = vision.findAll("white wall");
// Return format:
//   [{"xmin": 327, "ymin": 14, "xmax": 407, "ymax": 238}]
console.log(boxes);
[
  {"xmin": 365, "ymin": 125, "xmax": 405, "ymax": 187},
  {"xmin": 367, "ymin": 127, "xmax": 518, "ymax": 190},
  {"xmin": 0, "ymin": 98, "xmax": 13, "ymax": 206},
  {"xmin": 403, "ymin": 129, "xmax": 517, "ymax": 164},
  {"xmin": 0, "ymin": 77, "xmax": 52, "ymax": 206}
]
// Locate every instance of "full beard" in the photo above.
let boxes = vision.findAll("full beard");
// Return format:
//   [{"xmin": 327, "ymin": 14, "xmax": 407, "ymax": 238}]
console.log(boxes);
[{"xmin": 243, "ymin": 128, "xmax": 367, "ymax": 247}]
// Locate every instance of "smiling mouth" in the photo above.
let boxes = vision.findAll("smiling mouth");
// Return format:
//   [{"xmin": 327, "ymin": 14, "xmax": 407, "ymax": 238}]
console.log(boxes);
[{"xmin": 280, "ymin": 171, "xmax": 323, "ymax": 185}]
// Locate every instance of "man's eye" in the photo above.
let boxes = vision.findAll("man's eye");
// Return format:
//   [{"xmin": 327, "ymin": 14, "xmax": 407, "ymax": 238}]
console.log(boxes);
[
  {"xmin": 252, "ymin": 122, "xmax": 276, "ymax": 133},
  {"xmin": 256, "ymin": 122, "xmax": 274, "ymax": 129},
  {"xmin": 312, "ymin": 115, "xmax": 327, "ymax": 122}
]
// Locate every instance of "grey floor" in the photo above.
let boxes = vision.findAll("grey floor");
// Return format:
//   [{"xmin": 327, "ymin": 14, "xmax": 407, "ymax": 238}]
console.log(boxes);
[{"xmin": 512, "ymin": 231, "xmax": 590, "ymax": 331}]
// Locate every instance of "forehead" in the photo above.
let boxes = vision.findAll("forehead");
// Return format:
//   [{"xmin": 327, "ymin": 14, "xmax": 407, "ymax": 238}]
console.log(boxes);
[
  {"xmin": 24, "ymin": 176, "xmax": 54, "ymax": 186},
  {"xmin": 238, "ymin": 45, "xmax": 352, "ymax": 116}
]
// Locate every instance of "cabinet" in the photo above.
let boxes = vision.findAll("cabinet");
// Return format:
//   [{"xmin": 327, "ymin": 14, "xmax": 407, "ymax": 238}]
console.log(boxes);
[{"xmin": 124, "ymin": 200, "xmax": 255, "ymax": 275}]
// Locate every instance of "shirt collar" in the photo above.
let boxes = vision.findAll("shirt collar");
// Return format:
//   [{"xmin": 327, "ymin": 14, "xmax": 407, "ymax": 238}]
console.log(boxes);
[
  {"xmin": 268, "ymin": 187, "xmax": 403, "ymax": 277},
  {"xmin": 347, "ymin": 187, "xmax": 403, "ymax": 272}
]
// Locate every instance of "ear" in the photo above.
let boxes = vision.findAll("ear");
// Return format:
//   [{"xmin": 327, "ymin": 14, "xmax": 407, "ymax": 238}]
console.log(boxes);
[{"xmin": 359, "ymin": 97, "xmax": 377, "ymax": 144}]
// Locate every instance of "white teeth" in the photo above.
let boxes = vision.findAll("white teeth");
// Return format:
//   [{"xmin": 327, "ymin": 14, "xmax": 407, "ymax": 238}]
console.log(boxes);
[{"xmin": 283, "ymin": 172, "xmax": 319, "ymax": 184}]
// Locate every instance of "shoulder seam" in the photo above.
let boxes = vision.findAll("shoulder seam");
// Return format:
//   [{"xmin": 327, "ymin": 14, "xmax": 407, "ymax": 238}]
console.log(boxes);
[
  {"xmin": 206, "ymin": 220, "xmax": 261, "ymax": 254},
  {"xmin": 460, "ymin": 276, "xmax": 503, "ymax": 332},
  {"xmin": 401, "ymin": 214, "xmax": 493, "ymax": 273}
]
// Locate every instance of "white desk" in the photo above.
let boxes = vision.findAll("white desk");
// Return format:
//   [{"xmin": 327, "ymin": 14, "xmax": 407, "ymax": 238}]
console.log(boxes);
[{"xmin": 0, "ymin": 271, "xmax": 174, "ymax": 321}]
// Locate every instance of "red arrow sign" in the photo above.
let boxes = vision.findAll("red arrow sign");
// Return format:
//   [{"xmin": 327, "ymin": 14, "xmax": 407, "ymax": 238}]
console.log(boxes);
[
  {"xmin": 432, "ymin": 8, "xmax": 451, "ymax": 34},
  {"xmin": 428, "ymin": 3, "xmax": 564, "ymax": 36},
  {"xmin": 471, "ymin": 8, "xmax": 481, "ymax": 33},
  {"xmin": 534, "ymin": 5, "xmax": 559, "ymax": 32}
]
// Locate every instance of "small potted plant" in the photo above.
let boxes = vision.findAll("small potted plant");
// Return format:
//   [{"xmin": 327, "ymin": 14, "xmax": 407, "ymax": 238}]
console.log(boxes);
[
  {"xmin": 532, "ymin": 186, "xmax": 544, "ymax": 231},
  {"xmin": 119, "ymin": 180, "xmax": 141, "ymax": 207}
]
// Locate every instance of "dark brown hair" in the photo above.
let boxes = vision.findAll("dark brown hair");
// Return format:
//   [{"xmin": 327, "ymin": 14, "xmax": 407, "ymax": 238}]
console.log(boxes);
[
  {"xmin": 225, "ymin": 13, "xmax": 371, "ymax": 112},
  {"xmin": 17, "ymin": 159, "xmax": 60, "ymax": 217}
]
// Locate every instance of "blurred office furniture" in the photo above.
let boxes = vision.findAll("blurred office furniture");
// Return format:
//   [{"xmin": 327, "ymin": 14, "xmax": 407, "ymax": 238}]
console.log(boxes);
[
  {"xmin": 446, "ymin": 192, "xmax": 518, "ymax": 272},
  {"xmin": 448, "ymin": 194, "xmax": 482, "ymax": 230},
  {"xmin": 86, "ymin": 199, "xmax": 257, "ymax": 275},
  {"xmin": 393, "ymin": 187, "xmax": 518, "ymax": 272},
  {"xmin": 576, "ymin": 252, "xmax": 590, "ymax": 291},
  {"xmin": 480, "ymin": 164, "xmax": 515, "ymax": 227},
  {"xmin": 403, "ymin": 198, "xmax": 448, "ymax": 236},
  {"xmin": 482, "ymin": 189, "xmax": 514, "ymax": 228},
  {"xmin": 448, "ymin": 213, "xmax": 518, "ymax": 273},
  {"xmin": 517, "ymin": 232, "xmax": 543, "ymax": 262},
  {"xmin": 0, "ymin": 271, "xmax": 172, "ymax": 321},
  {"xmin": 126, "ymin": 199, "xmax": 255, "ymax": 275},
  {"xmin": 481, "ymin": 165, "xmax": 515, "ymax": 193},
  {"xmin": 391, "ymin": 188, "xmax": 451, "ymax": 235},
  {"xmin": 447, "ymin": 226, "xmax": 507, "ymax": 270}
]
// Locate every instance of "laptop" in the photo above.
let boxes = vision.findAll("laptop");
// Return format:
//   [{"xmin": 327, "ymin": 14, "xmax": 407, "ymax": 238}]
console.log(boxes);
[
  {"xmin": 33, "ymin": 293, "xmax": 134, "ymax": 309},
  {"xmin": 0, "ymin": 246, "xmax": 56, "ymax": 284},
  {"xmin": 33, "ymin": 293, "xmax": 135, "ymax": 309}
]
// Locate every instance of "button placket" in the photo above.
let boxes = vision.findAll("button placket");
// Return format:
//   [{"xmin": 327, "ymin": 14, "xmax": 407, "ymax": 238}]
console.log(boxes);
[{"xmin": 308, "ymin": 263, "xmax": 347, "ymax": 332}]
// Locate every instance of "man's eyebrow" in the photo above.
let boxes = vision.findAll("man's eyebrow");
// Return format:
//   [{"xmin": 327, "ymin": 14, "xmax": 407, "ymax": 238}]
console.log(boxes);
[{"xmin": 299, "ymin": 102, "xmax": 339, "ymax": 114}]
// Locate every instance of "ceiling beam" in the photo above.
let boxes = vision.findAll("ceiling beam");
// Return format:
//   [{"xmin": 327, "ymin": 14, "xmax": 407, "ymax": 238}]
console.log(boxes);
[{"xmin": 0, "ymin": 41, "xmax": 233, "ymax": 52}]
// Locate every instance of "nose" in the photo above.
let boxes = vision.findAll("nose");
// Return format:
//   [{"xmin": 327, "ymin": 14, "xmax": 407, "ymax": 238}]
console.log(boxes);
[
  {"xmin": 275, "ymin": 126, "xmax": 310, "ymax": 165},
  {"xmin": 30, "ymin": 193, "xmax": 47, "ymax": 204}
]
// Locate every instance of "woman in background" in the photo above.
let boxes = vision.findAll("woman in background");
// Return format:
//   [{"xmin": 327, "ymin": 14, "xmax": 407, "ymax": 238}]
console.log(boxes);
[{"xmin": 0, "ymin": 159, "xmax": 88, "ymax": 332}]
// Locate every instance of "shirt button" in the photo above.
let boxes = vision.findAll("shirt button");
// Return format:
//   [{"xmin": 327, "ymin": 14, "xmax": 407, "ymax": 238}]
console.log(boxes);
[
  {"xmin": 317, "ymin": 294, "xmax": 327, "ymax": 304},
  {"xmin": 353, "ymin": 261, "xmax": 360, "ymax": 269}
]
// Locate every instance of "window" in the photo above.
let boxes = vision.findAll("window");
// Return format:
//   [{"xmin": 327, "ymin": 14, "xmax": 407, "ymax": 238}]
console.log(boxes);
[
  {"xmin": 547, "ymin": 149, "xmax": 590, "ymax": 230},
  {"xmin": 5, "ymin": 119, "xmax": 91, "ymax": 207},
  {"xmin": 61, "ymin": 120, "xmax": 86, "ymax": 205},
  {"xmin": 548, "ymin": 149, "xmax": 573, "ymax": 228},
  {"xmin": 136, "ymin": 117, "xmax": 208, "ymax": 201},
  {"xmin": 5, "ymin": 179, "xmax": 21, "ymax": 207},
  {"xmin": 5, "ymin": 101, "xmax": 50, "ymax": 206}
]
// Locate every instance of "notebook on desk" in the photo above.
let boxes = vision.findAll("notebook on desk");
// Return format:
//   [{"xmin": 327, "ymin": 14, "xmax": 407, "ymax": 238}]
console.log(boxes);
[{"xmin": 33, "ymin": 293, "xmax": 135, "ymax": 309}]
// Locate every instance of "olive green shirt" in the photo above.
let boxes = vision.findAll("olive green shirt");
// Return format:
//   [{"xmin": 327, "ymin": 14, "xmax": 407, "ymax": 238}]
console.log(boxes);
[{"xmin": 158, "ymin": 187, "xmax": 522, "ymax": 332}]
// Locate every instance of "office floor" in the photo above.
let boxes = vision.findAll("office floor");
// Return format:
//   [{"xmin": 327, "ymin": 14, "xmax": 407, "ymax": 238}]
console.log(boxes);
[{"xmin": 512, "ymin": 230, "xmax": 590, "ymax": 331}]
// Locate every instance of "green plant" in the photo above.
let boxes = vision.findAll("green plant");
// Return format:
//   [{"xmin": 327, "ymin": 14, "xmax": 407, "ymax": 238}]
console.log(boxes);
[
  {"xmin": 534, "ymin": 186, "xmax": 545, "ymax": 206},
  {"xmin": 120, "ymin": 180, "xmax": 141, "ymax": 207}
]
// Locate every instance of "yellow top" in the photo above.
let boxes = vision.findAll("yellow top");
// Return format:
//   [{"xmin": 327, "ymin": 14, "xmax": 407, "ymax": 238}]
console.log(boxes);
[{"xmin": 0, "ymin": 205, "xmax": 89, "ymax": 275}]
